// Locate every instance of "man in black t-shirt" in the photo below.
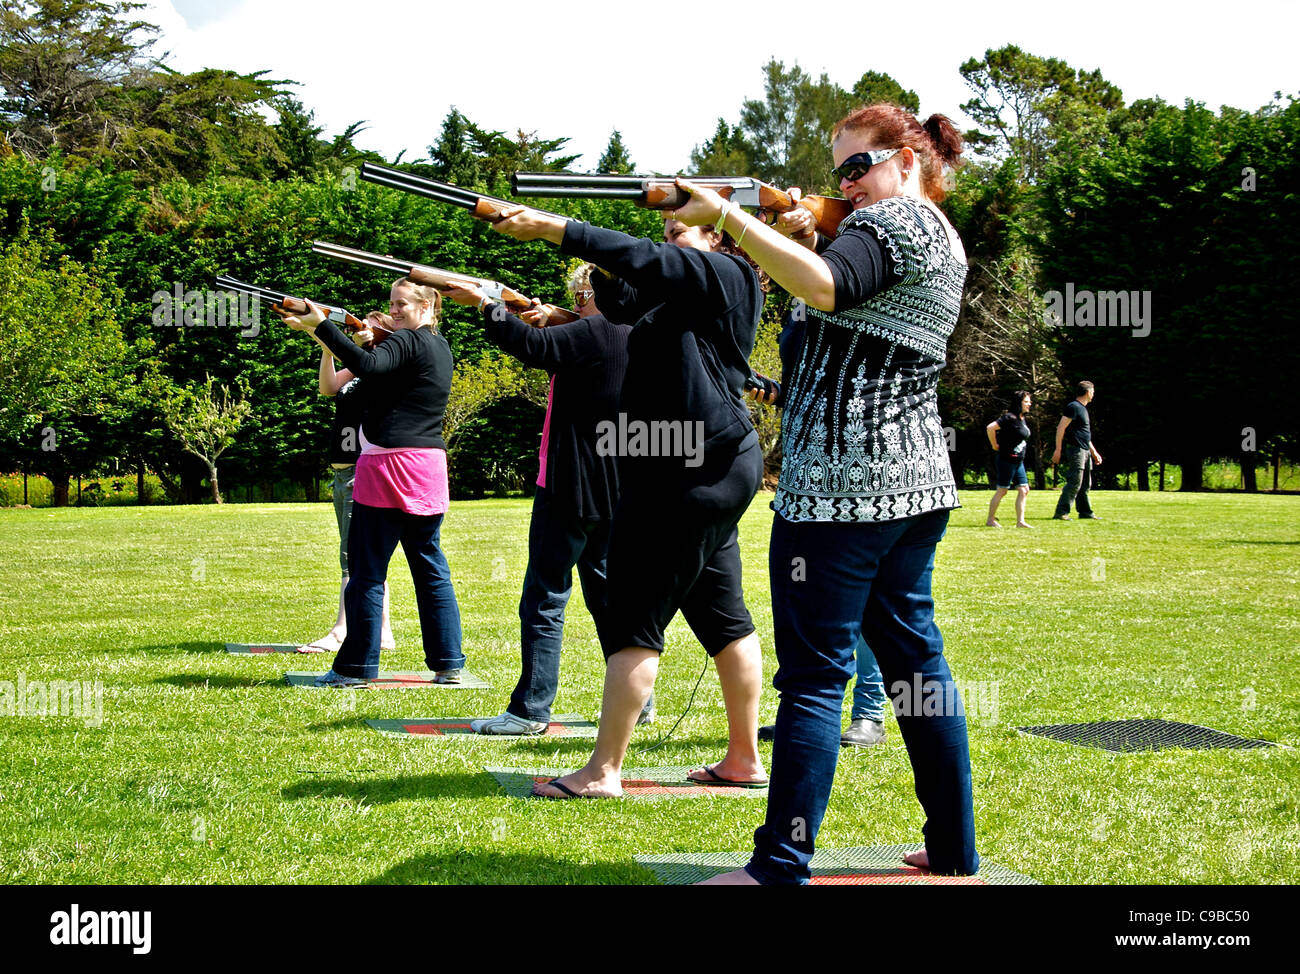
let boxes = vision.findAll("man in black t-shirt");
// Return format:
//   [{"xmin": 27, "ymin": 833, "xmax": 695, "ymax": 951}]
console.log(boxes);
[{"xmin": 1051, "ymin": 381, "xmax": 1103, "ymax": 519}]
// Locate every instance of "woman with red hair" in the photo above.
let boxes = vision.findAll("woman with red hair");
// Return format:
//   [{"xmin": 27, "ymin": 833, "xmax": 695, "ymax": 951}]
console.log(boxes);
[{"xmin": 677, "ymin": 103, "xmax": 980, "ymax": 883}]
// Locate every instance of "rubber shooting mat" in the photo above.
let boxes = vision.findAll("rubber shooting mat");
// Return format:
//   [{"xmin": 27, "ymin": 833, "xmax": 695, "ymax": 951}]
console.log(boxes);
[
  {"xmin": 367, "ymin": 715, "xmax": 597, "ymax": 738},
  {"xmin": 285, "ymin": 670, "xmax": 490, "ymax": 689},
  {"xmin": 638, "ymin": 845, "xmax": 1040, "ymax": 885},
  {"xmin": 1017, "ymin": 718, "xmax": 1280, "ymax": 753},
  {"xmin": 486, "ymin": 765, "xmax": 769, "ymax": 799}
]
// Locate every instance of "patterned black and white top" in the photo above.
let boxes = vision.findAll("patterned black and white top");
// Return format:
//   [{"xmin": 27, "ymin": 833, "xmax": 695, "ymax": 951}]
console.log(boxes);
[{"xmin": 773, "ymin": 196, "xmax": 966, "ymax": 523}]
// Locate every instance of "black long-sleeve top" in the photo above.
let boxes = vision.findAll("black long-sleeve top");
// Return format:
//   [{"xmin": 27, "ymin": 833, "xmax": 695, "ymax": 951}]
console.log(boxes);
[
  {"xmin": 482, "ymin": 307, "xmax": 631, "ymax": 520},
  {"xmin": 315, "ymin": 322, "xmax": 453, "ymax": 451},
  {"xmin": 327, "ymin": 376, "xmax": 365, "ymax": 464},
  {"xmin": 560, "ymin": 222, "xmax": 762, "ymax": 462}
]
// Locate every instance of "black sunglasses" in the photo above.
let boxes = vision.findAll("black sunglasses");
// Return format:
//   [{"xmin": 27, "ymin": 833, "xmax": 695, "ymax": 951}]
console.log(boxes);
[{"xmin": 830, "ymin": 148, "xmax": 900, "ymax": 183}]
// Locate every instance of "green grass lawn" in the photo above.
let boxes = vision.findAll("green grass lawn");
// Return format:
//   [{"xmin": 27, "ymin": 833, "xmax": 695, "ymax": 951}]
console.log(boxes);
[{"xmin": 1, "ymin": 491, "xmax": 1297, "ymax": 884}]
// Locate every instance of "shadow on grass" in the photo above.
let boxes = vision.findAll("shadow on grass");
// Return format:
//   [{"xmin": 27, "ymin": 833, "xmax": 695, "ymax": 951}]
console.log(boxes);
[
  {"xmin": 305, "ymin": 718, "xmax": 372, "ymax": 733},
  {"xmin": 1217, "ymin": 540, "xmax": 1299, "ymax": 546},
  {"xmin": 281, "ymin": 770, "xmax": 499, "ymax": 804},
  {"xmin": 131, "ymin": 641, "xmax": 225, "ymax": 655},
  {"xmin": 154, "ymin": 673, "xmax": 276, "ymax": 689},
  {"xmin": 365, "ymin": 849, "xmax": 652, "ymax": 885}
]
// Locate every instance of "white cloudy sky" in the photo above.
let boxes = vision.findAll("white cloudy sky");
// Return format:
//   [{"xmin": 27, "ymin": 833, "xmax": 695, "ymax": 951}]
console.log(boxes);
[{"xmin": 146, "ymin": 0, "xmax": 1298, "ymax": 173}]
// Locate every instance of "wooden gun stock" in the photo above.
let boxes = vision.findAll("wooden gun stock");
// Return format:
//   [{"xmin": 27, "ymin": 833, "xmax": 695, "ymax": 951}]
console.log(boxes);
[{"xmin": 750, "ymin": 186, "xmax": 852, "ymax": 241}]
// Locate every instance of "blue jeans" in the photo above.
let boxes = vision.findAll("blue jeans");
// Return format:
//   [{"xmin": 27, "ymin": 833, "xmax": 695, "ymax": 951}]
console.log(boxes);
[
  {"xmin": 332, "ymin": 501, "xmax": 464, "ymax": 679},
  {"xmin": 1054, "ymin": 446, "xmax": 1093, "ymax": 517},
  {"xmin": 747, "ymin": 510, "xmax": 978, "ymax": 884},
  {"xmin": 331, "ymin": 466, "xmax": 355, "ymax": 577},
  {"xmin": 851, "ymin": 637, "xmax": 886, "ymax": 722},
  {"xmin": 509, "ymin": 487, "xmax": 611, "ymax": 723}
]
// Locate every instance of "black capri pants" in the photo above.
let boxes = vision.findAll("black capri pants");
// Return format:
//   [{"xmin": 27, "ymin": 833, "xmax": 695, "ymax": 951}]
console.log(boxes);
[{"xmin": 600, "ymin": 437, "xmax": 764, "ymax": 659}]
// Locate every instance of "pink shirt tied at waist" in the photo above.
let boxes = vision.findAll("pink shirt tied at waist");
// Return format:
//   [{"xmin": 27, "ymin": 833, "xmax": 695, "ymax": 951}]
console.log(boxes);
[
  {"xmin": 353, "ymin": 428, "xmax": 449, "ymax": 516},
  {"xmin": 536, "ymin": 375, "xmax": 555, "ymax": 489}
]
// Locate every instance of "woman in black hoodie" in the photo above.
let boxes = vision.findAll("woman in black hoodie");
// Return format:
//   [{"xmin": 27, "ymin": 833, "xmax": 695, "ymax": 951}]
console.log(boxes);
[{"xmin": 472, "ymin": 207, "xmax": 767, "ymax": 799}]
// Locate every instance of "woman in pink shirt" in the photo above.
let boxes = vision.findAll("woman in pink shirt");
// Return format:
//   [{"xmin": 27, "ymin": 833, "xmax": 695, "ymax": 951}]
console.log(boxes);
[{"xmin": 283, "ymin": 278, "xmax": 464, "ymax": 686}]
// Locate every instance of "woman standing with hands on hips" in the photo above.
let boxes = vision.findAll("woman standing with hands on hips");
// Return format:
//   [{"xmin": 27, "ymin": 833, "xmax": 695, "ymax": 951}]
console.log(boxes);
[
  {"xmin": 280, "ymin": 279, "xmax": 465, "ymax": 687},
  {"xmin": 986, "ymin": 390, "xmax": 1034, "ymax": 528},
  {"xmin": 677, "ymin": 103, "xmax": 979, "ymax": 883},
  {"xmin": 464, "ymin": 197, "xmax": 769, "ymax": 799}
]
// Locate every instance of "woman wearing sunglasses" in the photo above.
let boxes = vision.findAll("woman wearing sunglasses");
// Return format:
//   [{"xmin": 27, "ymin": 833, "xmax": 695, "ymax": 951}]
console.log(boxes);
[{"xmin": 676, "ymin": 103, "xmax": 979, "ymax": 884}]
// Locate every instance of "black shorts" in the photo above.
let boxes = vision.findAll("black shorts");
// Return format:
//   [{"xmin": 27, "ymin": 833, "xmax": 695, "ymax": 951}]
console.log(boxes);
[{"xmin": 600, "ymin": 439, "xmax": 763, "ymax": 658}]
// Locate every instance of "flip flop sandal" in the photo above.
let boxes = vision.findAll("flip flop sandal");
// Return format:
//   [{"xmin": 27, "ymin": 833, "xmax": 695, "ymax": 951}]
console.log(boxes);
[
  {"xmin": 688, "ymin": 764, "xmax": 769, "ymax": 789},
  {"xmin": 533, "ymin": 778, "xmax": 594, "ymax": 800}
]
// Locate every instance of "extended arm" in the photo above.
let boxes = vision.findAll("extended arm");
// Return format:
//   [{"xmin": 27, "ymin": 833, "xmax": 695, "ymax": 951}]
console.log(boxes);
[
  {"xmin": 675, "ymin": 179, "xmax": 838, "ymax": 310},
  {"xmin": 1052, "ymin": 416, "xmax": 1070, "ymax": 463},
  {"xmin": 480, "ymin": 305, "xmax": 597, "ymax": 372},
  {"xmin": 319, "ymin": 346, "xmax": 354, "ymax": 396},
  {"xmin": 483, "ymin": 204, "xmax": 752, "ymax": 311}
]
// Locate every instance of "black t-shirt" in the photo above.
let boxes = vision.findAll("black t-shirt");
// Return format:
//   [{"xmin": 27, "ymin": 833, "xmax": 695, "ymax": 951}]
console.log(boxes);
[
  {"xmin": 327, "ymin": 377, "xmax": 364, "ymax": 465},
  {"xmin": 1063, "ymin": 399, "xmax": 1091, "ymax": 449},
  {"xmin": 996, "ymin": 412, "xmax": 1030, "ymax": 459}
]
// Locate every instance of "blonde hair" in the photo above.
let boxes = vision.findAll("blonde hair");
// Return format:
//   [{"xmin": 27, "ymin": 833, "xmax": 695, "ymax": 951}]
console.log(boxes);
[
  {"xmin": 393, "ymin": 277, "xmax": 443, "ymax": 330},
  {"xmin": 567, "ymin": 262, "xmax": 594, "ymax": 298}
]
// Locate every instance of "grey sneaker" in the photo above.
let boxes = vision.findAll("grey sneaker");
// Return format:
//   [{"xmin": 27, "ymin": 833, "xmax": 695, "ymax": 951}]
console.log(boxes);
[
  {"xmin": 313, "ymin": 669, "xmax": 369, "ymax": 688},
  {"xmin": 841, "ymin": 718, "xmax": 886, "ymax": 748},
  {"xmin": 471, "ymin": 712, "xmax": 547, "ymax": 735},
  {"xmin": 636, "ymin": 691, "xmax": 656, "ymax": 726},
  {"xmin": 431, "ymin": 669, "xmax": 463, "ymax": 685}
]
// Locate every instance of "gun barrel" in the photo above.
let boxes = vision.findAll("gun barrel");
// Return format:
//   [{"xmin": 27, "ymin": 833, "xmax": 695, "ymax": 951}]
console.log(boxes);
[
  {"xmin": 360, "ymin": 162, "xmax": 486, "ymax": 210},
  {"xmin": 311, "ymin": 240, "xmax": 414, "ymax": 277},
  {"xmin": 512, "ymin": 172, "xmax": 647, "ymax": 196},
  {"xmin": 512, "ymin": 172, "xmax": 756, "ymax": 199},
  {"xmin": 215, "ymin": 274, "xmax": 290, "ymax": 305}
]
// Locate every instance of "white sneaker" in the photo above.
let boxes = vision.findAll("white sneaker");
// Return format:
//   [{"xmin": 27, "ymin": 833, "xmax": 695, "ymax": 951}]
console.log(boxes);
[
  {"xmin": 471, "ymin": 712, "xmax": 547, "ymax": 735},
  {"xmin": 313, "ymin": 669, "xmax": 369, "ymax": 688}
]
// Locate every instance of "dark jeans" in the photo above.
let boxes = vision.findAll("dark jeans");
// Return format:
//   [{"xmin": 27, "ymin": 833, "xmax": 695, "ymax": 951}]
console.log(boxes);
[
  {"xmin": 747, "ymin": 510, "xmax": 978, "ymax": 884},
  {"xmin": 1054, "ymin": 446, "xmax": 1094, "ymax": 517},
  {"xmin": 508, "ymin": 487, "xmax": 611, "ymax": 723},
  {"xmin": 332, "ymin": 501, "xmax": 464, "ymax": 679}
]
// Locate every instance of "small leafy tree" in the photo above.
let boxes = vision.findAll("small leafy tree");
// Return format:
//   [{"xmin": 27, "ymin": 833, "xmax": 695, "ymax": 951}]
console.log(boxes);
[
  {"xmin": 162, "ymin": 373, "xmax": 251, "ymax": 504},
  {"xmin": 442, "ymin": 353, "xmax": 524, "ymax": 450}
]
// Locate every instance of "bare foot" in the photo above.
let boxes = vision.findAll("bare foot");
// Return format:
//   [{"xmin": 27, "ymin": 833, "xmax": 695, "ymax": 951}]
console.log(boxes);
[
  {"xmin": 1015, "ymin": 521, "xmax": 1033, "ymax": 529},
  {"xmin": 531, "ymin": 769, "xmax": 623, "ymax": 799},
  {"xmin": 985, "ymin": 519, "xmax": 1002, "ymax": 528},
  {"xmin": 686, "ymin": 760, "xmax": 768, "ymax": 787},
  {"xmin": 297, "ymin": 631, "xmax": 343, "ymax": 654},
  {"xmin": 903, "ymin": 848, "xmax": 929, "ymax": 869},
  {"xmin": 696, "ymin": 868, "xmax": 760, "ymax": 885}
]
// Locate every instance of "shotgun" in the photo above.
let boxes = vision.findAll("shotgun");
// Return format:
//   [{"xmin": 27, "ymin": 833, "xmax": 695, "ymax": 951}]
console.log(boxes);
[
  {"xmin": 510, "ymin": 172, "xmax": 852, "ymax": 241},
  {"xmin": 310, "ymin": 241, "xmax": 580, "ymax": 325},
  {"xmin": 214, "ymin": 274, "xmax": 371, "ymax": 332},
  {"xmin": 359, "ymin": 162, "xmax": 566, "ymax": 224}
]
